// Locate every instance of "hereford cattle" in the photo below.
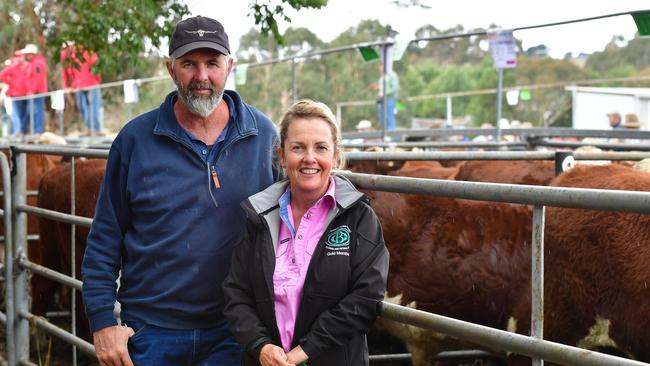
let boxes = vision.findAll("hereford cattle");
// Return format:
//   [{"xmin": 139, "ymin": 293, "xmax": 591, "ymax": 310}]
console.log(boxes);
[
  {"xmin": 388, "ymin": 161, "xmax": 458, "ymax": 180},
  {"xmin": 454, "ymin": 160, "xmax": 555, "ymax": 186},
  {"xmin": 368, "ymin": 189, "xmax": 532, "ymax": 365},
  {"xmin": 371, "ymin": 163, "xmax": 650, "ymax": 365},
  {"xmin": 507, "ymin": 164, "xmax": 650, "ymax": 364},
  {"xmin": 36, "ymin": 158, "xmax": 106, "ymax": 340}
]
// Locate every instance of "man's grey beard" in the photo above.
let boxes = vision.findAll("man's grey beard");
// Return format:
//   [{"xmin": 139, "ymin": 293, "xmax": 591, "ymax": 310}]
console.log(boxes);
[{"xmin": 174, "ymin": 77, "xmax": 223, "ymax": 117}]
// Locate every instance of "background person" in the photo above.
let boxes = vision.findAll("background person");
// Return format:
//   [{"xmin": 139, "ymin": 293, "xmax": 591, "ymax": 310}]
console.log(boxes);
[
  {"xmin": 82, "ymin": 15, "xmax": 280, "ymax": 366},
  {"xmin": 0, "ymin": 50, "xmax": 30, "ymax": 135},
  {"xmin": 374, "ymin": 62, "xmax": 399, "ymax": 131},
  {"xmin": 607, "ymin": 111, "xmax": 623, "ymax": 130},
  {"xmin": 61, "ymin": 43, "xmax": 103, "ymax": 134},
  {"xmin": 21, "ymin": 44, "xmax": 47, "ymax": 134},
  {"xmin": 623, "ymin": 113, "xmax": 642, "ymax": 143},
  {"xmin": 224, "ymin": 100, "xmax": 389, "ymax": 366}
]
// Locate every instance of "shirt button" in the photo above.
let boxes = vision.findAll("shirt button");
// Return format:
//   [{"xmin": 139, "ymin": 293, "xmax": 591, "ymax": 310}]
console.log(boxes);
[
  {"xmin": 306, "ymin": 213, "xmax": 311, "ymax": 219},
  {"xmin": 297, "ymin": 234, "xmax": 303, "ymax": 240},
  {"xmin": 291, "ymin": 257, "xmax": 296, "ymax": 264},
  {"xmin": 201, "ymin": 149, "xmax": 207, "ymax": 155}
]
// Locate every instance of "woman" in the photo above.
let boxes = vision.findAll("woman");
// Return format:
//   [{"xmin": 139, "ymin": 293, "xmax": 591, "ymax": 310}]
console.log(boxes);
[{"xmin": 223, "ymin": 100, "xmax": 389, "ymax": 366}]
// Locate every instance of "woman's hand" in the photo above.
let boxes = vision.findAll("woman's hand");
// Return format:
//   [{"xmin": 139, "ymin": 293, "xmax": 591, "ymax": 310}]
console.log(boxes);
[
  {"xmin": 259, "ymin": 344, "xmax": 295, "ymax": 366},
  {"xmin": 286, "ymin": 345, "xmax": 308, "ymax": 365}
]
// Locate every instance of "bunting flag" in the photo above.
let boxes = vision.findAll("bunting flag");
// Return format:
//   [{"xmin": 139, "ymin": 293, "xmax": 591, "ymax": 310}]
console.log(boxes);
[
  {"xmin": 391, "ymin": 35, "xmax": 411, "ymax": 62},
  {"xmin": 236, "ymin": 64, "xmax": 248, "ymax": 85},
  {"xmin": 632, "ymin": 12, "xmax": 650, "ymax": 36},
  {"xmin": 520, "ymin": 89, "xmax": 531, "ymax": 101},
  {"xmin": 358, "ymin": 46, "xmax": 380, "ymax": 62}
]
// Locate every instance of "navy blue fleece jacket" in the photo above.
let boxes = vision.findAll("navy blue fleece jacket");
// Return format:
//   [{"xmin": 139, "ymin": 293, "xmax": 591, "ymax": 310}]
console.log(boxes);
[{"xmin": 82, "ymin": 90, "xmax": 279, "ymax": 332}]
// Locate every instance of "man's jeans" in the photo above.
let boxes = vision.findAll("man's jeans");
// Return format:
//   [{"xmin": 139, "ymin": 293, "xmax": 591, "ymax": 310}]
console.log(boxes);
[
  {"xmin": 125, "ymin": 320, "xmax": 241, "ymax": 366},
  {"xmin": 11, "ymin": 97, "xmax": 44, "ymax": 134},
  {"xmin": 377, "ymin": 97, "xmax": 396, "ymax": 131},
  {"xmin": 76, "ymin": 88, "xmax": 103, "ymax": 132}
]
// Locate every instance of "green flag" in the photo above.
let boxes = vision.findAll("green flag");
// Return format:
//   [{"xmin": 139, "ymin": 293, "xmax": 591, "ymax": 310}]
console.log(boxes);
[
  {"xmin": 396, "ymin": 100, "xmax": 406, "ymax": 112},
  {"xmin": 520, "ymin": 89, "xmax": 531, "ymax": 101},
  {"xmin": 632, "ymin": 12, "xmax": 650, "ymax": 36},
  {"xmin": 358, "ymin": 46, "xmax": 380, "ymax": 62}
]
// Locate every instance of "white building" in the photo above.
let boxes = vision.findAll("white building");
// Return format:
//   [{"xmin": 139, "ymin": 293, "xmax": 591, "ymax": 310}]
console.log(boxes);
[{"xmin": 566, "ymin": 86, "xmax": 650, "ymax": 130}]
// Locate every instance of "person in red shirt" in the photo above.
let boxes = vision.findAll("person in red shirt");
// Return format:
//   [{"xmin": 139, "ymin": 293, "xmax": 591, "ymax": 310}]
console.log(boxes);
[
  {"xmin": 22, "ymin": 44, "xmax": 47, "ymax": 134},
  {"xmin": 61, "ymin": 44, "xmax": 103, "ymax": 134},
  {"xmin": 0, "ymin": 50, "xmax": 31, "ymax": 135}
]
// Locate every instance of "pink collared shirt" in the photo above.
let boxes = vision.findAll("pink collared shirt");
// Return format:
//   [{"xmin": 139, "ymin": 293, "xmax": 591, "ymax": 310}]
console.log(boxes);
[{"xmin": 274, "ymin": 177, "xmax": 336, "ymax": 352}]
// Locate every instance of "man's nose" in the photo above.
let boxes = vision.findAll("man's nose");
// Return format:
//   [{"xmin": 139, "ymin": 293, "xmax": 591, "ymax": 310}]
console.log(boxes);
[{"xmin": 194, "ymin": 64, "xmax": 209, "ymax": 81}]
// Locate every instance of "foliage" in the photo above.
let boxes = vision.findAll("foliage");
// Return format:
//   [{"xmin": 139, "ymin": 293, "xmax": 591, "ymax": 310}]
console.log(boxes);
[
  {"xmin": 249, "ymin": 0, "xmax": 328, "ymax": 45},
  {"xmin": 0, "ymin": 0, "xmax": 190, "ymax": 80},
  {"xmin": 233, "ymin": 20, "xmax": 648, "ymax": 132}
]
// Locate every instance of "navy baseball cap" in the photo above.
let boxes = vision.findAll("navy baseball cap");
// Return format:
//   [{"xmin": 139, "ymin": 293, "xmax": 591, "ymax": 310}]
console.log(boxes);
[{"xmin": 169, "ymin": 16, "xmax": 230, "ymax": 58}]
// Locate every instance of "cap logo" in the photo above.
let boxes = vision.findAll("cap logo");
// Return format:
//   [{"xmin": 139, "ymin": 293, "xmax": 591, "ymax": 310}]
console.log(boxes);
[{"xmin": 185, "ymin": 29, "xmax": 218, "ymax": 37}]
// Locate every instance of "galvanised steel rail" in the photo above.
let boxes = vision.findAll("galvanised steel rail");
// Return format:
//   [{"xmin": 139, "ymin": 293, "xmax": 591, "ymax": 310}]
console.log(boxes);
[
  {"xmin": 18, "ymin": 310, "xmax": 94, "ymax": 356},
  {"xmin": 533, "ymin": 139, "xmax": 650, "ymax": 151},
  {"xmin": 342, "ymin": 128, "xmax": 650, "ymax": 141},
  {"xmin": 342, "ymin": 141, "xmax": 529, "ymax": 149},
  {"xmin": 337, "ymin": 171, "xmax": 650, "ymax": 214},
  {"xmin": 16, "ymin": 205, "xmax": 92, "ymax": 227},
  {"xmin": 378, "ymin": 302, "xmax": 649, "ymax": 366},
  {"xmin": 18, "ymin": 258, "xmax": 82, "ymax": 291},
  {"xmin": 345, "ymin": 150, "xmax": 650, "ymax": 161},
  {"xmin": 12, "ymin": 145, "xmax": 109, "ymax": 159}
]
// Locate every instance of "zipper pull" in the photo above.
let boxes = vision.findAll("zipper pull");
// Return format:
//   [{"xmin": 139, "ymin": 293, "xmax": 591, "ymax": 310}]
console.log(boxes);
[{"xmin": 211, "ymin": 165, "xmax": 220, "ymax": 188}]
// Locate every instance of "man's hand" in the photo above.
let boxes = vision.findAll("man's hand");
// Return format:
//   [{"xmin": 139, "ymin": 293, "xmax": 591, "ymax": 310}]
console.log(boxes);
[
  {"xmin": 259, "ymin": 344, "xmax": 295, "ymax": 366},
  {"xmin": 93, "ymin": 325, "xmax": 135, "ymax": 366},
  {"xmin": 286, "ymin": 345, "xmax": 308, "ymax": 365}
]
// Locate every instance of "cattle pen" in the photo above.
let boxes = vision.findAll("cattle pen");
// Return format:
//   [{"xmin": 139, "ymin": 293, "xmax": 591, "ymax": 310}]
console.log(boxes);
[{"xmin": 2, "ymin": 144, "xmax": 650, "ymax": 366}]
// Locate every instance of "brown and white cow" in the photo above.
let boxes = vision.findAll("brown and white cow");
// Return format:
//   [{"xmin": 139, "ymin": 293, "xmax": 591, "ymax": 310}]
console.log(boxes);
[
  {"xmin": 371, "ymin": 163, "xmax": 650, "ymax": 365},
  {"xmin": 508, "ymin": 164, "xmax": 650, "ymax": 363},
  {"xmin": 454, "ymin": 160, "xmax": 555, "ymax": 186},
  {"xmin": 367, "ymin": 189, "xmax": 532, "ymax": 365}
]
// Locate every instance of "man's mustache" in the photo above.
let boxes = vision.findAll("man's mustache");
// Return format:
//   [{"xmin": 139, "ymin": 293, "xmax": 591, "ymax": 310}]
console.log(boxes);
[{"xmin": 188, "ymin": 82, "xmax": 217, "ymax": 93}]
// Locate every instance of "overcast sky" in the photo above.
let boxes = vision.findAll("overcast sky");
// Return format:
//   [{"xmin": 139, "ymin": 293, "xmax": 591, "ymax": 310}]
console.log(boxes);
[{"xmin": 187, "ymin": 0, "xmax": 648, "ymax": 59}]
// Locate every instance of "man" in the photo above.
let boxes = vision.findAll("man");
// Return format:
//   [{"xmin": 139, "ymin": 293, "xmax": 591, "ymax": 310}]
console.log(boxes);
[
  {"xmin": 21, "ymin": 44, "xmax": 47, "ymax": 134},
  {"xmin": 0, "ymin": 50, "xmax": 30, "ymax": 136},
  {"xmin": 607, "ymin": 111, "xmax": 623, "ymax": 130},
  {"xmin": 61, "ymin": 44, "xmax": 103, "ymax": 134},
  {"xmin": 82, "ymin": 16, "xmax": 280, "ymax": 366}
]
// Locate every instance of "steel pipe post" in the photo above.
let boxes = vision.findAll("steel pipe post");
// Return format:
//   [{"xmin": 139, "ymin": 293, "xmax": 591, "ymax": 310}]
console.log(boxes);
[
  {"xmin": 531, "ymin": 205, "xmax": 546, "ymax": 366},
  {"xmin": 1, "ymin": 153, "xmax": 16, "ymax": 366},
  {"xmin": 11, "ymin": 151, "xmax": 29, "ymax": 363}
]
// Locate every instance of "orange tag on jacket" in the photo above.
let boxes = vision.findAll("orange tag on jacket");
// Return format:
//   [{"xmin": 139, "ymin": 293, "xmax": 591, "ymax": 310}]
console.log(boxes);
[{"xmin": 211, "ymin": 167, "xmax": 221, "ymax": 188}]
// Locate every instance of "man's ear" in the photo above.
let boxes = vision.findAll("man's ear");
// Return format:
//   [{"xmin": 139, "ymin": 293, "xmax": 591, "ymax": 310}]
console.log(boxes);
[{"xmin": 165, "ymin": 60, "xmax": 174, "ymax": 79}]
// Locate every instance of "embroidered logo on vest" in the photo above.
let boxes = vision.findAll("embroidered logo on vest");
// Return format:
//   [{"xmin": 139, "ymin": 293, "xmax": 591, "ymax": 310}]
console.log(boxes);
[{"xmin": 325, "ymin": 226, "xmax": 351, "ymax": 257}]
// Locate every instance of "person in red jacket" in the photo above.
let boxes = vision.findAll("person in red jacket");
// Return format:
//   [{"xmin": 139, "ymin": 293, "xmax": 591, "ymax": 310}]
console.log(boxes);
[
  {"xmin": 61, "ymin": 44, "xmax": 103, "ymax": 134},
  {"xmin": 22, "ymin": 44, "xmax": 47, "ymax": 134},
  {"xmin": 0, "ymin": 50, "xmax": 31, "ymax": 135}
]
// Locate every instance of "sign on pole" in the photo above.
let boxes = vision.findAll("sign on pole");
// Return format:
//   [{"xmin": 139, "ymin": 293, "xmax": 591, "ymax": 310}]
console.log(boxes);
[{"xmin": 488, "ymin": 29, "xmax": 517, "ymax": 69}]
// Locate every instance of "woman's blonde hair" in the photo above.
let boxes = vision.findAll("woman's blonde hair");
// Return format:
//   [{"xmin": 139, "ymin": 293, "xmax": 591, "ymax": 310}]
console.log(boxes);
[{"xmin": 278, "ymin": 99, "xmax": 346, "ymax": 169}]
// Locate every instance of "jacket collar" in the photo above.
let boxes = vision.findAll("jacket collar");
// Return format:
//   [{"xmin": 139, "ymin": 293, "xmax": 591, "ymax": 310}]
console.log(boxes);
[
  {"xmin": 153, "ymin": 89, "xmax": 259, "ymax": 141},
  {"xmin": 245, "ymin": 174, "xmax": 364, "ymax": 218}
]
